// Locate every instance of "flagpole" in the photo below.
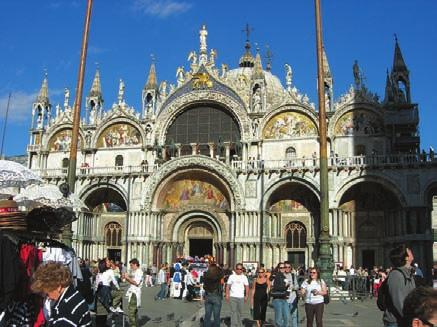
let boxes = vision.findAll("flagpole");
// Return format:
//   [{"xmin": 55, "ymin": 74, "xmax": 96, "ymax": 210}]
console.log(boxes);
[
  {"xmin": 314, "ymin": 0, "xmax": 334, "ymax": 283},
  {"xmin": 0, "ymin": 93, "xmax": 12, "ymax": 159},
  {"xmin": 64, "ymin": 0, "xmax": 93, "ymax": 246}
]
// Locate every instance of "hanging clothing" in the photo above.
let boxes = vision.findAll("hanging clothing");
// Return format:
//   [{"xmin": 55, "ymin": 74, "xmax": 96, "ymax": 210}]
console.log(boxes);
[{"xmin": 0, "ymin": 232, "xmax": 21, "ymax": 311}]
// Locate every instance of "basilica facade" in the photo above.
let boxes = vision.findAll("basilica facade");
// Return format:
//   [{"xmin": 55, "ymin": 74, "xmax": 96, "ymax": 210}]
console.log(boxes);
[{"xmin": 27, "ymin": 26, "xmax": 436, "ymax": 274}]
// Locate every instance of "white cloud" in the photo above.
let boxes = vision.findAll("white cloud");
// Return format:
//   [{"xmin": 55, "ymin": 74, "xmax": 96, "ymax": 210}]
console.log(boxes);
[
  {"xmin": 0, "ymin": 91, "xmax": 36, "ymax": 123},
  {"xmin": 132, "ymin": 0, "xmax": 192, "ymax": 18}
]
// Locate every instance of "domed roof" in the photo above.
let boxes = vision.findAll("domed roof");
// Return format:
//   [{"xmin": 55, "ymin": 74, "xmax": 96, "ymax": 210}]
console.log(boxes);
[{"xmin": 225, "ymin": 67, "xmax": 286, "ymax": 107}]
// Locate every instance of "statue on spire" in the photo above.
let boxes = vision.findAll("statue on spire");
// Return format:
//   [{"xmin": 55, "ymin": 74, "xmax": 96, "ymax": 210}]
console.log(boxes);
[
  {"xmin": 200, "ymin": 25, "xmax": 208, "ymax": 53},
  {"xmin": 199, "ymin": 25, "xmax": 208, "ymax": 65},
  {"xmin": 352, "ymin": 60, "xmax": 366, "ymax": 90},
  {"xmin": 118, "ymin": 79, "xmax": 125, "ymax": 104},
  {"xmin": 64, "ymin": 88, "xmax": 70, "ymax": 109},
  {"xmin": 284, "ymin": 63, "xmax": 293, "ymax": 89}
]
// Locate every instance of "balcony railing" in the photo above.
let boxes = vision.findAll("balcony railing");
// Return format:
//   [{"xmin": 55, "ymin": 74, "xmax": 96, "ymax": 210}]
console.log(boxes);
[{"xmin": 32, "ymin": 153, "xmax": 436, "ymax": 178}]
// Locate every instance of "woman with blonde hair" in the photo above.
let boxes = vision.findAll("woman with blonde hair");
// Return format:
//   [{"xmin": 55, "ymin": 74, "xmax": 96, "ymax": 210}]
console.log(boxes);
[{"xmin": 31, "ymin": 262, "xmax": 91, "ymax": 326}]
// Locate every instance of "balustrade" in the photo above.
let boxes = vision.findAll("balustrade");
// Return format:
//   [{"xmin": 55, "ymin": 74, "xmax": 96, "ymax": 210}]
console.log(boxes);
[{"xmin": 32, "ymin": 152, "xmax": 436, "ymax": 178}]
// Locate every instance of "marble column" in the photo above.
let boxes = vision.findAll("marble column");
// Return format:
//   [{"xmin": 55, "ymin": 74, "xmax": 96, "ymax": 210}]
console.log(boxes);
[
  {"xmin": 208, "ymin": 142, "xmax": 215, "ymax": 159},
  {"xmin": 224, "ymin": 142, "xmax": 231, "ymax": 165}
]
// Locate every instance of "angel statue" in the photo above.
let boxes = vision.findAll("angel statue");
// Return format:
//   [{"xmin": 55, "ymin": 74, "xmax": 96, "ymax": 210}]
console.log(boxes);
[
  {"xmin": 176, "ymin": 66, "xmax": 185, "ymax": 86},
  {"xmin": 159, "ymin": 80, "xmax": 167, "ymax": 97},
  {"xmin": 284, "ymin": 64, "xmax": 292, "ymax": 89},
  {"xmin": 188, "ymin": 51, "xmax": 198, "ymax": 66}
]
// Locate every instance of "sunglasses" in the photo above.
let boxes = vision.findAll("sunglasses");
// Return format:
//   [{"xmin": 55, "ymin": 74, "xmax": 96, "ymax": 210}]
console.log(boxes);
[
  {"xmin": 259, "ymin": 271, "xmax": 265, "ymax": 274},
  {"xmin": 236, "ymin": 268, "xmax": 243, "ymax": 271},
  {"xmin": 279, "ymin": 266, "xmax": 285, "ymax": 269},
  {"xmin": 310, "ymin": 271, "xmax": 317, "ymax": 274},
  {"xmin": 285, "ymin": 266, "xmax": 291, "ymax": 268}
]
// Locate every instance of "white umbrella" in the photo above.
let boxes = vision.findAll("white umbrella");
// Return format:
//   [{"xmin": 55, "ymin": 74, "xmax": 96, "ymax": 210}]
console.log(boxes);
[
  {"xmin": 14, "ymin": 183, "xmax": 87, "ymax": 211},
  {"xmin": 0, "ymin": 160, "xmax": 43, "ymax": 188}
]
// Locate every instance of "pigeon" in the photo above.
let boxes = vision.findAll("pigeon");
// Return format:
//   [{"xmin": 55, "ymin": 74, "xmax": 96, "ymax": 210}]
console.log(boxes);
[
  {"xmin": 152, "ymin": 317, "xmax": 162, "ymax": 323},
  {"xmin": 167, "ymin": 313, "xmax": 175, "ymax": 321},
  {"xmin": 353, "ymin": 312, "xmax": 359, "ymax": 317}
]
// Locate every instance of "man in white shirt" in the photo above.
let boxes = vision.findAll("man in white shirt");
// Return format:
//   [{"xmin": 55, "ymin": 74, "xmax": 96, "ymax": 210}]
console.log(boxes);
[
  {"xmin": 123, "ymin": 258, "xmax": 143, "ymax": 327},
  {"xmin": 226, "ymin": 263, "xmax": 249, "ymax": 327}
]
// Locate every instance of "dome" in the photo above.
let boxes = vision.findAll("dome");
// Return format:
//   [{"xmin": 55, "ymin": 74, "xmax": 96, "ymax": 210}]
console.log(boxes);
[{"xmin": 225, "ymin": 67, "xmax": 285, "ymax": 107}]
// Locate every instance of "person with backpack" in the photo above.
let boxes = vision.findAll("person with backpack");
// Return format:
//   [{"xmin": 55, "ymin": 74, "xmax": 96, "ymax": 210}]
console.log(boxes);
[
  {"xmin": 270, "ymin": 262, "xmax": 290, "ymax": 327},
  {"xmin": 380, "ymin": 244, "xmax": 416, "ymax": 327},
  {"xmin": 203, "ymin": 263, "xmax": 224, "ymax": 327},
  {"xmin": 300, "ymin": 267, "xmax": 327, "ymax": 327},
  {"xmin": 284, "ymin": 261, "xmax": 299, "ymax": 327}
]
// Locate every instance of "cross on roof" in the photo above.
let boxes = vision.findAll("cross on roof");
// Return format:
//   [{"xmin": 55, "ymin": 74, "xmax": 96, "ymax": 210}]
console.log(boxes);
[{"xmin": 242, "ymin": 23, "xmax": 253, "ymax": 43}]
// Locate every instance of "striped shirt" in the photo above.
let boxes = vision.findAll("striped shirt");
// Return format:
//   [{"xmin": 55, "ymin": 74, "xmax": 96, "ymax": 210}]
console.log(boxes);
[{"xmin": 48, "ymin": 286, "xmax": 91, "ymax": 327}]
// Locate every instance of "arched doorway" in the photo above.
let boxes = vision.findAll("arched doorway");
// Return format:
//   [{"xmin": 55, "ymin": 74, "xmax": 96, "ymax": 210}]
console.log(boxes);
[
  {"xmin": 105, "ymin": 222, "xmax": 123, "ymax": 261},
  {"xmin": 339, "ymin": 181, "xmax": 402, "ymax": 270},
  {"xmin": 266, "ymin": 181, "xmax": 319, "ymax": 268},
  {"xmin": 285, "ymin": 221, "xmax": 307, "ymax": 267},
  {"xmin": 186, "ymin": 220, "xmax": 214, "ymax": 258},
  {"xmin": 80, "ymin": 186, "xmax": 127, "ymax": 261}
]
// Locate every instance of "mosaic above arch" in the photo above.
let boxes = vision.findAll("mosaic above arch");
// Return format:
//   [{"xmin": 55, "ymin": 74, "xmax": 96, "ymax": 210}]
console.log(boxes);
[
  {"xmin": 97, "ymin": 123, "xmax": 142, "ymax": 148},
  {"xmin": 334, "ymin": 110, "xmax": 383, "ymax": 136},
  {"xmin": 263, "ymin": 111, "xmax": 318, "ymax": 139},
  {"xmin": 159, "ymin": 179, "xmax": 229, "ymax": 211},
  {"xmin": 49, "ymin": 129, "xmax": 83, "ymax": 151},
  {"xmin": 269, "ymin": 199, "xmax": 306, "ymax": 212}
]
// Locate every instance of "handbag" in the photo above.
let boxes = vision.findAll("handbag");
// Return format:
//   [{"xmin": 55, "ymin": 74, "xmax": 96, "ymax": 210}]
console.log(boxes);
[{"xmin": 323, "ymin": 281, "xmax": 330, "ymax": 304}]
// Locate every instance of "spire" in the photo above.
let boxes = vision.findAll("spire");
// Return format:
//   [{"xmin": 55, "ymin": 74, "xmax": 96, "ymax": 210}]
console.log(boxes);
[
  {"xmin": 239, "ymin": 24, "xmax": 255, "ymax": 68},
  {"xmin": 253, "ymin": 46, "xmax": 264, "ymax": 79},
  {"xmin": 89, "ymin": 68, "xmax": 102, "ymax": 97},
  {"xmin": 37, "ymin": 72, "xmax": 49, "ymax": 106},
  {"xmin": 322, "ymin": 47, "xmax": 332, "ymax": 82},
  {"xmin": 384, "ymin": 69, "xmax": 394, "ymax": 103},
  {"xmin": 144, "ymin": 60, "xmax": 158, "ymax": 90},
  {"xmin": 392, "ymin": 35, "xmax": 408, "ymax": 73}
]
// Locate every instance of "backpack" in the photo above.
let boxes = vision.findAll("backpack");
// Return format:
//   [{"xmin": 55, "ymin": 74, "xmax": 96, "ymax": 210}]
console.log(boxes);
[
  {"xmin": 173, "ymin": 271, "xmax": 181, "ymax": 283},
  {"xmin": 376, "ymin": 268, "xmax": 407, "ymax": 312},
  {"xmin": 270, "ymin": 273, "xmax": 288, "ymax": 299}
]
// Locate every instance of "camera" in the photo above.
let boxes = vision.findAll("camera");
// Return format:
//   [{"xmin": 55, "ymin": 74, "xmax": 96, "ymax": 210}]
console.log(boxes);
[{"xmin": 311, "ymin": 289, "xmax": 318, "ymax": 295}]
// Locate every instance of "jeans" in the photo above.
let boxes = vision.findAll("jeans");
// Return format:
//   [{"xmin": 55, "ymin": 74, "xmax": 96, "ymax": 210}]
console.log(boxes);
[
  {"xmin": 156, "ymin": 283, "xmax": 167, "ymax": 300},
  {"xmin": 204, "ymin": 293, "xmax": 222, "ymax": 327},
  {"xmin": 272, "ymin": 298, "xmax": 289, "ymax": 327},
  {"xmin": 288, "ymin": 301, "xmax": 298, "ymax": 327},
  {"xmin": 229, "ymin": 297, "xmax": 244, "ymax": 327}
]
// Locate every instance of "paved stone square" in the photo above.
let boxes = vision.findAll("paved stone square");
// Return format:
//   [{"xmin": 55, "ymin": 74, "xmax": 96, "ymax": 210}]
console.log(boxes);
[{"xmin": 115, "ymin": 286, "xmax": 386, "ymax": 326}]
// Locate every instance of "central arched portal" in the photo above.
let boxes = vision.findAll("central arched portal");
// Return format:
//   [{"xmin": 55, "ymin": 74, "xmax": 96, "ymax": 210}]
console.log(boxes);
[
  {"xmin": 171, "ymin": 211, "xmax": 225, "ymax": 263},
  {"xmin": 155, "ymin": 169, "xmax": 232, "ymax": 264}
]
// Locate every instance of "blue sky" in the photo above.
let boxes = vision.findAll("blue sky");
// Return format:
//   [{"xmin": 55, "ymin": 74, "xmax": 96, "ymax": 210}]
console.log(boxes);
[{"xmin": 0, "ymin": 0, "xmax": 436, "ymax": 156}]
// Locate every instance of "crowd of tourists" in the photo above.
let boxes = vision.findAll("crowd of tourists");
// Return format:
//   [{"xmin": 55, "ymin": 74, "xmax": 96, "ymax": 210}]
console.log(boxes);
[{"xmin": 13, "ymin": 243, "xmax": 437, "ymax": 327}]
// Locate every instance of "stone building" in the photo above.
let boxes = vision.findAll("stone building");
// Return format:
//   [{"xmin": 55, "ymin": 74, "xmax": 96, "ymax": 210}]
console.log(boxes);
[{"xmin": 27, "ymin": 26, "xmax": 436, "ymax": 274}]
